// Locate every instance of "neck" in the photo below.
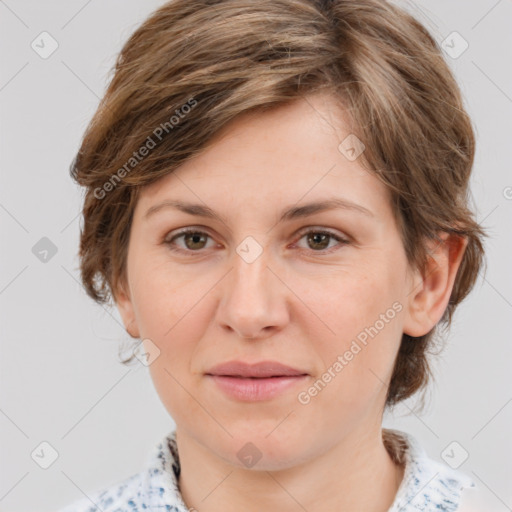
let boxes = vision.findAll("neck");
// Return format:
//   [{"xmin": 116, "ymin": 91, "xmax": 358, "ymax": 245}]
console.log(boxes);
[{"xmin": 176, "ymin": 425, "xmax": 405, "ymax": 512}]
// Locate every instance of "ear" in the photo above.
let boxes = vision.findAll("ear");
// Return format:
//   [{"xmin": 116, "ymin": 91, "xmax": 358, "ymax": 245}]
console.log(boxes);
[
  {"xmin": 113, "ymin": 278, "xmax": 141, "ymax": 339},
  {"xmin": 403, "ymin": 232, "xmax": 468, "ymax": 337}
]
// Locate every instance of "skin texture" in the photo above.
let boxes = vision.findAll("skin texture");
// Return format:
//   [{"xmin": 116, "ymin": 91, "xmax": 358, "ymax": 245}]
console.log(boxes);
[{"xmin": 115, "ymin": 93, "xmax": 468, "ymax": 512}]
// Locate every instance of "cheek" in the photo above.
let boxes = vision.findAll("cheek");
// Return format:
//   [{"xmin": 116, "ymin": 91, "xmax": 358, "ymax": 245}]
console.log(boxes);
[
  {"xmin": 299, "ymin": 266, "xmax": 404, "ymax": 405},
  {"xmin": 130, "ymin": 261, "xmax": 212, "ymax": 373},
  {"xmin": 302, "ymin": 263, "xmax": 401, "ymax": 342},
  {"xmin": 129, "ymin": 255, "xmax": 200, "ymax": 338},
  {"xmin": 138, "ymin": 287, "xmax": 211, "ymax": 424}
]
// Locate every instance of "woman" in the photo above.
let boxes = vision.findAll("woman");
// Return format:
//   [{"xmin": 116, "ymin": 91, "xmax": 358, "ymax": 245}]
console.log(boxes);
[{"xmin": 58, "ymin": 0, "xmax": 490, "ymax": 510}]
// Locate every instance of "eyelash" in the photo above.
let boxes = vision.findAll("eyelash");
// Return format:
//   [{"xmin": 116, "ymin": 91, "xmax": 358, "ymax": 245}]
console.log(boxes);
[{"xmin": 164, "ymin": 227, "xmax": 350, "ymax": 255}]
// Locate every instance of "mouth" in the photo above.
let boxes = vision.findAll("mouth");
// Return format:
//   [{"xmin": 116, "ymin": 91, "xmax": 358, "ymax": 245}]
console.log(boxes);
[
  {"xmin": 204, "ymin": 360, "xmax": 309, "ymax": 401},
  {"xmin": 205, "ymin": 360, "xmax": 308, "ymax": 379}
]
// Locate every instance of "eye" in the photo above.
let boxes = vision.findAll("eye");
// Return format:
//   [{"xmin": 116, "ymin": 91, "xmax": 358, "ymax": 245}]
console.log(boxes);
[
  {"xmin": 164, "ymin": 228, "xmax": 215, "ymax": 253},
  {"xmin": 294, "ymin": 228, "xmax": 350, "ymax": 253}
]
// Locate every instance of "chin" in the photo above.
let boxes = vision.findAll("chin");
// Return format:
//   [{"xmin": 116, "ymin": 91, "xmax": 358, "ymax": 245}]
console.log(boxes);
[{"xmin": 214, "ymin": 422, "xmax": 309, "ymax": 470}]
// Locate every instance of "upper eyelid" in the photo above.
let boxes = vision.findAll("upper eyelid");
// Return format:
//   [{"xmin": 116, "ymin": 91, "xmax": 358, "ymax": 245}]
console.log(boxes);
[{"xmin": 166, "ymin": 225, "xmax": 347, "ymax": 239}]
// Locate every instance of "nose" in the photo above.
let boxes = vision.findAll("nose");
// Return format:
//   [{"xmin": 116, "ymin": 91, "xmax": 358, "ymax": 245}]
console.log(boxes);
[{"xmin": 216, "ymin": 242, "xmax": 290, "ymax": 340}]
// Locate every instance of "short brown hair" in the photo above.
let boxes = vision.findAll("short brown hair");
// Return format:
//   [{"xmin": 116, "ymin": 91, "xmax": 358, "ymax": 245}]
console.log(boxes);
[{"xmin": 70, "ymin": 0, "xmax": 487, "ymax": 408}]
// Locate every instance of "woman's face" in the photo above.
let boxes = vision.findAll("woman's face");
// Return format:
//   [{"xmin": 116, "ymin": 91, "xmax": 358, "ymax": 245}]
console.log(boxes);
[{"xmin": 117, "ymin": 93, "xmax": 423, "ymax": 470}]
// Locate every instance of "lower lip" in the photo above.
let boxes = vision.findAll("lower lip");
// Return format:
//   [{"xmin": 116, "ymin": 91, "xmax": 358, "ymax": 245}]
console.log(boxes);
[{"xmin": 207, "ymin": 375, "xmax": 308, "ymax": 401}]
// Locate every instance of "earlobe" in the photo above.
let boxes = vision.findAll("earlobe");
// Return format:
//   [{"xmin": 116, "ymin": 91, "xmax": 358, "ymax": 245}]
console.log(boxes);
[
  {"xmin": 403, "ymin": 233, "xmax": 468, "ymax": 338},
  {"xmin": 114, "ymin": 280, "xmax": 140, "ymax": 339}
]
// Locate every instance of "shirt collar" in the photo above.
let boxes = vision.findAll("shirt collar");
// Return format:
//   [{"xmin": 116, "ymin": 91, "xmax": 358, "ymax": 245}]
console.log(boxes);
[
  {"xmin": 140, "ymin": 429, "xmax": 190, "ymax": 510},
  {"xmin": 385, "ymin": 428, "xmax": 475, "ymax": 511}
]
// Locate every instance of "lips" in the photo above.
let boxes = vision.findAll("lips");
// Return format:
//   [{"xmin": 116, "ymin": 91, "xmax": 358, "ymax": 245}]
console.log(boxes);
[
  {"xmin": 205, "ymin": 360, "xmax": 309, "ymax": 401},
  {"xmin": 205, "ymin": 360, "xmax": 308, "ymax": 378}
]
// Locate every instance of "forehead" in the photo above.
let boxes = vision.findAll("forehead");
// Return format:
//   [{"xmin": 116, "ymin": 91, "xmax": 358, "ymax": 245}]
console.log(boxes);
[{"xmin": 135, "ymin": 93, "xmax": 392, "ymax": 223}]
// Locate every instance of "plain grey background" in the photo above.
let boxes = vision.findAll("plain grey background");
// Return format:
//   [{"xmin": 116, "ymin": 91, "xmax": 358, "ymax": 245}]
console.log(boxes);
[{"xmin": 0, "ymin": 1, "xmax": 511, "ymax": 511}]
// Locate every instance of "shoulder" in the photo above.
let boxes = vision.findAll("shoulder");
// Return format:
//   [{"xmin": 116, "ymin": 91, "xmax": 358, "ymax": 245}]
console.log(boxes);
[
  {"xmin": 56, "ymin": 471, "xmax": 144, "ymax": 512},
  {"xmin": 56, "ymin": 429, "xmax": 187, "ymax": 512}
]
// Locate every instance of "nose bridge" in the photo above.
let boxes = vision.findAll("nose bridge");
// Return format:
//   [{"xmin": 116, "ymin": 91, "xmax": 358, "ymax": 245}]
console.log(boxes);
[
  {"xmin": 230, "ymin": 236, "xmax": 273, "ymax": 302},
  {"xmin": 217, "ymin": 235, "xmax": 287, "ymax": 338}
]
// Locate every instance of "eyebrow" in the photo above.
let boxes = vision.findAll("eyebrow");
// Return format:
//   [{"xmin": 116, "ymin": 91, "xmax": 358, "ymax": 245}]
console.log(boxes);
[{"xmin": 143, "ymin": 197, "xmax": 374, "ymax": 223}]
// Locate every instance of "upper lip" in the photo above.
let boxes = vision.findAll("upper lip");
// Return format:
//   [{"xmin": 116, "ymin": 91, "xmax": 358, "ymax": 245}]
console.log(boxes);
[{"xmin": 205, "ymin": 360, "xmax": 308, "ymax": 378}]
